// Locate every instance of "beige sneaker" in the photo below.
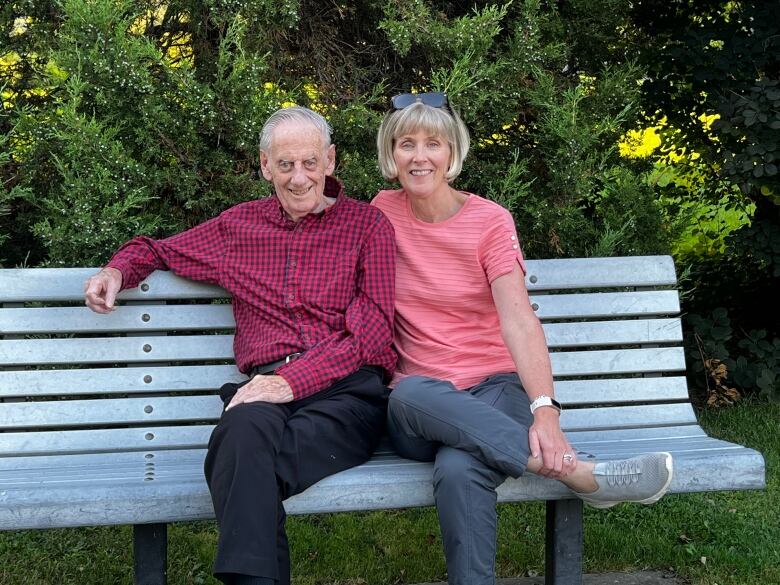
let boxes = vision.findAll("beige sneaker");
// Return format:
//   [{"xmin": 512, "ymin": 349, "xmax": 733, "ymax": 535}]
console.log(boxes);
[{"xmin": 575, "ymin": 452, "xmax": 673, "ymax": 509}]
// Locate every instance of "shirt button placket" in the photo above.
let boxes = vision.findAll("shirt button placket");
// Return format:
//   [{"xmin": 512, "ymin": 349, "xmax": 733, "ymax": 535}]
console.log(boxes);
[
  {"xmin": 286, "ymin": 224, "xmax": 300, "ymax": 308},
  {"xmin": 287, "ymin": 224, "xmax": 306, "ymax": 345}
]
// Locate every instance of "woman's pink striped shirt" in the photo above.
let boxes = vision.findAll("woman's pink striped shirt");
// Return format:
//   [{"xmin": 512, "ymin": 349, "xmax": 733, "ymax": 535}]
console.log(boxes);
[{"xmin": 373, "ymin": 189, "xmax": 526, "ymax": 390}]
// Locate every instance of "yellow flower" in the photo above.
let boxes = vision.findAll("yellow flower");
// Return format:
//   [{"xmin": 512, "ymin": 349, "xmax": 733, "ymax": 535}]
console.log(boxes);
[
  {"xmin": 10, "ymin": 17, "xmax": 31, "ymax": 37},
  {"xmin": 577, "ymin": 74, "xmax": 597, "ymax": 96},
  {"xmin": 303, "ymin": 83, "xmax": 319, "ymax": 102}
]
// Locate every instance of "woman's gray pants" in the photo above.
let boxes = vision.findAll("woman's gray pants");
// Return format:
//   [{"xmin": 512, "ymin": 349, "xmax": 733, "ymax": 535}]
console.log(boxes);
[{"xmin": 387, "ymin": 373, "xmax": 533, "ymax": 585}]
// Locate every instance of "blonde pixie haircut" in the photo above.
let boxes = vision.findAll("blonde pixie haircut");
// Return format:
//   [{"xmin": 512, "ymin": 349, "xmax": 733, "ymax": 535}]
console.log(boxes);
[{"xmin": 377, "ymin": 101, "xmax": 470, "ymax": 182}]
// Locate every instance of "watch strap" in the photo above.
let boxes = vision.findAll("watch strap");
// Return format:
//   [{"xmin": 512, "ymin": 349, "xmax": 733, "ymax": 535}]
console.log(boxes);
[{"xmin": 529, "ymin": 394, "xmax": 562, "ymax": 414}]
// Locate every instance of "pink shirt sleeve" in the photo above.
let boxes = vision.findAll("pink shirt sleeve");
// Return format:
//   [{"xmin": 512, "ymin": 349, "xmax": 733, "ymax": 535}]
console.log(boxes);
[{"xmin": 478, "ymin": 208, "xmax": 527, "ymax": 283}]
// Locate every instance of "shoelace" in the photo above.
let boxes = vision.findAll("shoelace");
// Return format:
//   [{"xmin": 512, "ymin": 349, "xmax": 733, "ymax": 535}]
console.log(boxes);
[{"xmin": 603, "ymin": 459, "xmax": 642, "ymax": 487}]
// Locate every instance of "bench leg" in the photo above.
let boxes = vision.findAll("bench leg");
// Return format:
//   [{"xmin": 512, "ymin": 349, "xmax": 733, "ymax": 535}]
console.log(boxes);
[
  {"xmin": 544, "ymin": 498, "xmax": 583, "ymax": 585},
  {"xmin": 133, "ymin": 523, "xmax": 168, "ymax": 585}
]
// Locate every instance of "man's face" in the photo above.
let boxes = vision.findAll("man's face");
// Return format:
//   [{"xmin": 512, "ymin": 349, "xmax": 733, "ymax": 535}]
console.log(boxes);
[{"xmin": 260, "ymin": 121, "xmax": 336, "ymax": 222}]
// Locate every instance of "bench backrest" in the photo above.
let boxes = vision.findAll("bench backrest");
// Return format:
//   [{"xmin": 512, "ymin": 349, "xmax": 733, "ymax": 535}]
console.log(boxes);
[{"xmin": 0, "ymin": 256, "xmax": 696, "ymax": 459}]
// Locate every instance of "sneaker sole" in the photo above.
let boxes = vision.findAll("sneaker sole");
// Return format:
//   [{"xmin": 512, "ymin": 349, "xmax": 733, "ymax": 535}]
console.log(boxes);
[{"xmin": 581, "ymin": 452, "xmax": 674, "ymax": 509}]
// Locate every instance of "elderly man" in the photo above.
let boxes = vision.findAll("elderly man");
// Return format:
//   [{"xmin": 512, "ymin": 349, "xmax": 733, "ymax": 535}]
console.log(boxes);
[{"xmin": 84, "ymin": 107, "xmax": 396, "ymax": 585}]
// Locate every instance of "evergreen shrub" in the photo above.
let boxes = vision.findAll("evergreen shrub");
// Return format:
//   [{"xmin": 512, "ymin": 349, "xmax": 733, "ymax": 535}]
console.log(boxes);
[{"xmin": 1, "ymin": 0, "xmax": 669, "ymax": 266}]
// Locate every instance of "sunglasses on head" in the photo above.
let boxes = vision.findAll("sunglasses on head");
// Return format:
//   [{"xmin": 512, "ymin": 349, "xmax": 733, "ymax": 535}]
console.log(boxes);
[{"xmin": 391, "ymin": 92, "xmax": 449, "ymax": 110}]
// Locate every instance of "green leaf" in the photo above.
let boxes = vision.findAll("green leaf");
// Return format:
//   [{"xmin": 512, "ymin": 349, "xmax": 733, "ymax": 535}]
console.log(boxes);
[
  {"xmin": 712, "ymin": 307, "xmax": 730, "ymax": 322},
  {"xmin": 710, "ymin": 327, "xmax": 732, "ymax": 341}
]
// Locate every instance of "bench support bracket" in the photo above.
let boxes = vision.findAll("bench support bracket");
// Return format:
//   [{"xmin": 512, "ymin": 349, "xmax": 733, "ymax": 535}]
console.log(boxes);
[
  {"xmin": 134, "ymin": 523, "xmax": 168, "ymax": 585},
  {"xmin": 545, "ymin": 498, "xmax": 583, "ymax": 585}
]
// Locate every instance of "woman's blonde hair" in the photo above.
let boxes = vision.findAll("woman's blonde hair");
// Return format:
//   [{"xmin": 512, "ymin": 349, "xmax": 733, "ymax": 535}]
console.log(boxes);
[{"xmin": 377, "ymin": 101, "xmax": 470, "ymax": 182}]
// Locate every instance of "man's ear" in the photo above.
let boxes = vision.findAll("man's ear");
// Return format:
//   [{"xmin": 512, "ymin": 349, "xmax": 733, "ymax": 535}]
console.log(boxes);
[
  {"xmin": 259, "ymin": 150, "xmax": 273, "ymax": 181},
  {"xmin": 325, "ymin": 144, "xmax": 336, "ymax": 176}
]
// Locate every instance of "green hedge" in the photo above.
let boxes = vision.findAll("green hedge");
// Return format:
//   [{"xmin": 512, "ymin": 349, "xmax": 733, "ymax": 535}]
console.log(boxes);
[{"xmin": 1, "ymin": 0, "xmax": 667, "ymax": 266}]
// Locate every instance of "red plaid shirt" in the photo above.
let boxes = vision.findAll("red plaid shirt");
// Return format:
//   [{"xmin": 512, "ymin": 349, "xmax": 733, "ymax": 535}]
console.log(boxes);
[{"xmin": 107, "ymin": 177, "xmax": 397, "ymax": 399}]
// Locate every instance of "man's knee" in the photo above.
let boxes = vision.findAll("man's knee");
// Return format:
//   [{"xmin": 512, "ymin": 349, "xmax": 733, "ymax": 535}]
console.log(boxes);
[{"xmin": 210, "ymin": 402, "xmax": 284, "ymax": 451}]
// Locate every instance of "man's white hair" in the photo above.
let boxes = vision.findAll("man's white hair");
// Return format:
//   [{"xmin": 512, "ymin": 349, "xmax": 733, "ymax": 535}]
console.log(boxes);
[{"xmin": 259, "ymin": 106, "xmax": 332, "ymax": 152}]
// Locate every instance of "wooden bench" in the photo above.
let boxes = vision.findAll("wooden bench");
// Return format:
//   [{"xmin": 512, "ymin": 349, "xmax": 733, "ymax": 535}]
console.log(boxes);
[{"xmin": 0, "ymin": 256, "xmax": 766, "ymax": 585}]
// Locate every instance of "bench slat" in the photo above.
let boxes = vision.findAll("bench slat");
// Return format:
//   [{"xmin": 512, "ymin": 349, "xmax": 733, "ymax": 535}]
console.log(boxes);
[
  {"xmin": 1, "ymin": 321, "xmax": 683, "ymax": 366},
  {"xmin": 0, "ymin": 290, "xmax": 681, "ymax": 335},
  {"xmin": 1, "ymin": 358, "xmax": 690, "ymax": 401},
  {"xmin": 0, "ymin": 345, "xmax": 686, "ymax": 380},
  {"xmin": 560, "ymin": 403, "xmax": 697, "ymax": 431},
  {"xmin": 0, "ymin": 304, "xmax": 235, "ymax": 334},
  {"xmin": 0, "ymin": 425, "xmax": 215, "ymax": 457},
  {"xmin": 0, "ymin": 344, "xmax": 685, "ymax": 376},
  {"xmin": 533, "ymin": 290, "xmax": 679, "ymax": 319},
  {"xmin": 574, "ymin": 436, "xmax": 751, "ymax": 458},
  {"xmin": 555, "ymin": 376, "xmax": 689, "ymax": 404},
  {"xmin": 0, "ymin": 335, "xmax": 236, "ymax": 365},
  {"xmin": 543, "ymin": 318, "xmax": 681, "ymax": 347},
  {"xmin": 2, "ymin": 396, "xmax": 222, "ymax": 429},
  {"xmin": 0, "ymin": 269, "xmax": 228, "ymax": 302},
  {"xmin": 0, "ymin": 258, "xmax": 676, "ymax": 304},
  {"xmin": 524, "ymin": 256, "xmax": 677, "ymax": 290},
  {"xmin": 565, "ymin": 424, "xmax": 706, "ymax": 444},
  {"xmin": 0, "ymin": 364, "xmax": 246, "ymax": 398},
  {"xmin": 550, "ymin": 347, "xmax": 686, "ymax": 376},
  {"xmin": 0, "ymin": 420, "xmax": 706, "ymax": 458},
  {"xmin": 0, "ymin": 394, "xmax": 695, "ymax": 434}
]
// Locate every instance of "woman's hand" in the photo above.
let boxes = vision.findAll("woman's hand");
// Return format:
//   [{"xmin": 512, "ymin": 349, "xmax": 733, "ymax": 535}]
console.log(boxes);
[{"xmin": 528, "ymin": 408, "xmax": 577, "ymax": 478}]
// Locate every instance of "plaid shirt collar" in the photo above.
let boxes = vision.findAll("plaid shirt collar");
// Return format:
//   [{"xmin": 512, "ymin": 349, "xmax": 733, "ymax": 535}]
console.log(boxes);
[{"xmin": 266, "ymin": 176, "xmax": 345, "ymax": 225}]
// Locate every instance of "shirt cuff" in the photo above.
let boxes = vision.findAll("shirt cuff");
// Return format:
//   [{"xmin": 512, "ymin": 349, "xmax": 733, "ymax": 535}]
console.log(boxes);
[
  {"xmin": 104, "ymin": 260, "xmax": 136, "ymax": 289},
  {"xmin": 276, "ymin": 360, "xmax": 322, "ymax": 400}
]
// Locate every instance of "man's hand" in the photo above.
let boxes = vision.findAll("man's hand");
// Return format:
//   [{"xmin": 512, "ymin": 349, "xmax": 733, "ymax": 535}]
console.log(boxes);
[
  {"xmin": 528, "ymin": 408, "xmax": 577, "ymax": 479},
  {"xmin": 84, "ymin": 267, "xmax": 123, "ymax": 314},
  {"xmin": 226, "ymin": 375, "xmax": 294, "ymax": 410}
]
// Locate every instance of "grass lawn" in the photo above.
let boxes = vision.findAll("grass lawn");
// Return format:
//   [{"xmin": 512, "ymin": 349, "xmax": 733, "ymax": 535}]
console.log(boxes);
[{"xmin": 1, "ymin": 400, "xmax": 776, "ymax": 585}]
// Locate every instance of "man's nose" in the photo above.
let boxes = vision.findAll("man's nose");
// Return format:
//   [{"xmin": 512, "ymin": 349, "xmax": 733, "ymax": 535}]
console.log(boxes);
[{"xmin": 290, "ymin": 164, "xmax": 307, "ymax": 184}]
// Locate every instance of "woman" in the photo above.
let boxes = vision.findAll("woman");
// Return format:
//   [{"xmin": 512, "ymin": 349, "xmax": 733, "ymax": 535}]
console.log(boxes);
[{"xmin": 372, "ymin": 93, "xmax": 673, "ymax": 585}]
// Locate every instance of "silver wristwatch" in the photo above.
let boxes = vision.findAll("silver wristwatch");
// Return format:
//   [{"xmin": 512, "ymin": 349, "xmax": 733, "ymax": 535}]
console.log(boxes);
[{"xmin": 529, "ymin": 394, "xmax": 562, "ymax": 414}]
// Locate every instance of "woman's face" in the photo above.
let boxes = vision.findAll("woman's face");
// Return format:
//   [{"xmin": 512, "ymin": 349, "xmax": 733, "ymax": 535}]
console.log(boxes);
[{"xmin": 392, "ymin": 129, "xmax": 451, "ymax": 199}]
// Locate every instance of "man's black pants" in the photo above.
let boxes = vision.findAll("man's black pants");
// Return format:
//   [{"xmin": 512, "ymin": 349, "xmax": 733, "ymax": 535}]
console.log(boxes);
[{"xmin": 204, "ymin": 366, "xmax": 389, "ymax": 584}]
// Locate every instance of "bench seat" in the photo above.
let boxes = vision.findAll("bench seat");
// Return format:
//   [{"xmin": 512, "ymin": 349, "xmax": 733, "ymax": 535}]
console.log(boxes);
[
  {"xmin": 0, "ymin": 432, "xmax": 765, "ymax": 530},
  {"xmin": 0, "ymin": 256, "xmax": 766, "ymax": 584}
]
